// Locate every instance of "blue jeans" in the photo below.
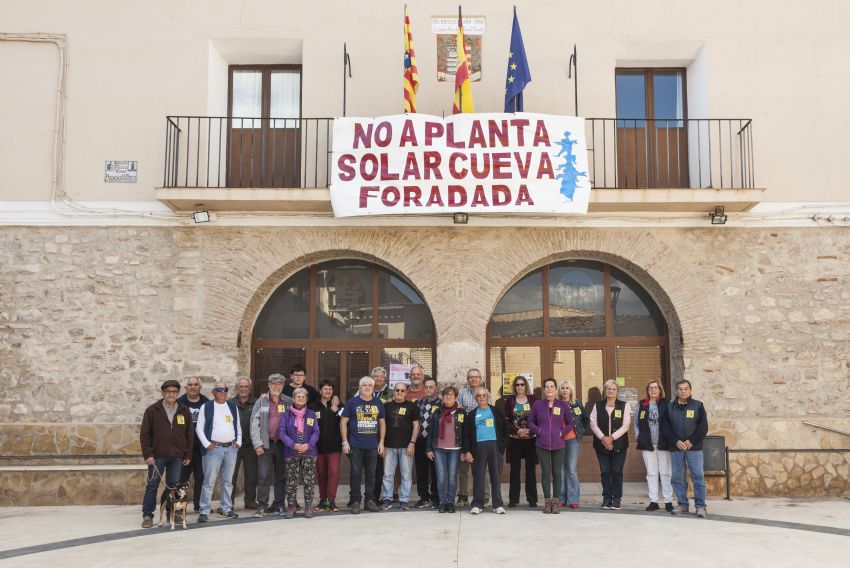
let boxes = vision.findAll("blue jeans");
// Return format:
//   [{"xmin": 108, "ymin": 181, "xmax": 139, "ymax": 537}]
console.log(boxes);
[
  {"xmin": 382, "ymin": 447, "xmax": 413, "ymax": 502},
  {"xmin": 199, "ymin": 445, "xmax": 238, "ymax": 515},
  {"xmin": 434, "ymin": 448, "xmax": 461, "ymax": 505},
  {"xmin": 142, "ymin": 457, "xmax": 182, "ymax": 517},
  {"xmin": 671, "ymin": 449, "xmax": 706, "ymax": 508},
  {"xmin": 560, "ymin": 437, "xmax": 581, "ymax": 505}
]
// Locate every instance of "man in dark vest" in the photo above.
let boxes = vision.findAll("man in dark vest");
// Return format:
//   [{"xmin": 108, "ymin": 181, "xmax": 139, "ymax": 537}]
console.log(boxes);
[
  {"xmin": 662, "ymin": 379, "xmax": 708, "ymax": 518},
  {"xmin": 195, "ymin": 380, "xmax": 242, "ymax": 522},
  {"xmin": 177, "ymin": 376, "xmax": 209, "ymax": 512},
  {"xmin": 229, "ymin": 376, "xmax": 258, "ymax": 510}
]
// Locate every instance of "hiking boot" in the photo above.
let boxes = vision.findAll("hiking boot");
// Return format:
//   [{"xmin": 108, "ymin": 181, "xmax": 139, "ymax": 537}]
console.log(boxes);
[
  {"xmin": 696, "ymin": 507, "xmax": 707, "ymax": 518},
  {"xmin": 671, "ymin": 504, "xmax": 689, "ymax": 515},
  {"xmin": 141, "ymin": 515, "xmax": 153, "ymax": 528},
  {"xmin": 365, "ymin": 500, "xmax": 380, "ymax": 512},
  {"xmin": 543, "ymin": 498, "xmax": 552, "ymax": 514},
  {"xmin": 350, "ymin": 501, "xmax": 361, "ymax": 515},
  {"xmin": 646, "ymin": 502, "xmax": 660, "ymax": 512},
  {"xmin": 285, "ymin": 507, "xmax": 295, "ymax": 519}
]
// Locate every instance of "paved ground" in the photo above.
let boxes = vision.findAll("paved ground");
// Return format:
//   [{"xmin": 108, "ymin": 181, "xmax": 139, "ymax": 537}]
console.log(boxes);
[{"xmin": 1, "ymin": 485, "xmax": 848, "ymax": 567}]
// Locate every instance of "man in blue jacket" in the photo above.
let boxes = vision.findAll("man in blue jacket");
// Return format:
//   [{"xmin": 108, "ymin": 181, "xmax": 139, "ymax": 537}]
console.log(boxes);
[{"xmin": 662, "ymin": 379, "xmax": 708, "ymax": 518}]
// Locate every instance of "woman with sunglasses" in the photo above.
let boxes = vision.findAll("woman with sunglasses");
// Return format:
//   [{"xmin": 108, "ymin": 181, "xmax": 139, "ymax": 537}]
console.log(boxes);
[
  {"xmin": 558, "ymin": 380, "xmax": 589, "ymax": 509},
  {"xmin": 634, "ymin": 380, "xmax": 674, "ymax": 512},
  {"xmin": 528, "ymin": 378, "xmax": 574, "ymax": 514},
  {"xmin": 502, "ymin": 376, "xmax": 538, "ymax": 508}
]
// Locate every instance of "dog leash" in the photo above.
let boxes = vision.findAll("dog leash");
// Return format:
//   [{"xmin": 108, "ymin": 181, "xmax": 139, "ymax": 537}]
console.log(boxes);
[{"xmin": 145, "ymin": 461, "xmax": 178, "ymax": 491}]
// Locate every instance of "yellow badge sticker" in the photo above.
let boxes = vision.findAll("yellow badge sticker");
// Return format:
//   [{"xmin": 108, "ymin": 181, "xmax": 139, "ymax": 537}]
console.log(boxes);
[
  {"xmin": 306, "ymin": 418, "xmax": 314, "ymax": 426},
  {"xmin": 485, "ymin": 419, "xmax": 494, "ymax": 427},
  {"xmin": 523, "ymin": 403, "xmax": 530, "ymax": 411},
  {"xmin": 686, "ymin": 410, "xmax": 695, "ymax": 418},
  {"xmin": 614, "ymin": 410, "xmax": 622, "ymax": 418},
  {"xmin": 640, "ymin": 411, "xmax": 646, "ymax": 420},
  {"xmin": 431, "ymin": 405, "xmax": 438, "ymax": 412},
  {"xmin": 315, "ymin": 411, "xmax": 321, "ymax": 419},
  {"xmin": 574, "ymin": 407, "xmax": 582, "ymax": 415},
  {"xmin": 176, "ymin": 415, "xmax": 185, "ymax": 425},
  {"xmin": 458, "ymin": 414, "xmax": 464, "ymax": 423},
  {"xmin": 277, "ymin": 404, "xmax": 285, "ymax": 413},
  {"xmin": 225, "ymin": 415, "xmax": 233, "ymax": 423},
  {"xmin": 553, "ymin": 407, "xmax": 561, "ymax": 416}
]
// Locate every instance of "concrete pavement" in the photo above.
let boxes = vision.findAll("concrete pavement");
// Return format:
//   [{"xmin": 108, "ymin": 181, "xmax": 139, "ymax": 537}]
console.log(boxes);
[{"xmin": 1, "ymin": 484, "xmax": 848, "ymax": 567}]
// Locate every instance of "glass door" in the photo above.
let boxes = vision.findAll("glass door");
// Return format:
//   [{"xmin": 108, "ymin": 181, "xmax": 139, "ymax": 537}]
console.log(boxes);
[{"xmin": 318, "ymin": 350, "xmax": 370, "ymax": 401}]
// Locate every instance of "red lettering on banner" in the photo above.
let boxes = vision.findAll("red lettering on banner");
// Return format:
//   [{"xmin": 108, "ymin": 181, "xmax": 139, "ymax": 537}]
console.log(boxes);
[
  {"xmin": 425, "ymin": 122, "xmax": 444, "ymax": 145},
  {"xmin": 353, "ymin": 123, "xmax": 373, "ymax": 148},
  {"xmin": 337, "ymin": 154, "xmax": 356, "ymax": 181},
  {"xmin": 404, "ymin": 185, "xmax": 422, "ymax": 206},
  {"xmin": 470, "ymin": 185, "xmax": 489, "ymax": 207},
  {"xmin": 425, "ymin": 185, "xmax": 445, "ymax": 206},
  {"xmin": 360, "ymin": 154, "xmax": 379, "ymax": 181},
  {"xmin": 468, "ymin": 122, "xmax": 486, "ymax": 148},
  {"xmin": 513, "ymin": 152, "xmax": 531, "ymax": 178},
  {"xmin": 380, "ymin": 154, "xmax": 399, "ymax": 181},
  {"xmin": 492, "ymin": 185, "xmax": 511, "ymax": 205},
  {"xmin": 488, "ymin": 120, "xmax": 509, "ymax": 147},
  {"xmin": 449, "ymin": 153, "xmax": 468, "ymax": 178},
  {"xmin": 537, "ymin": 154, "xmax": 555, "ymax": 179},
  {"xmin": 359, "ymin": 186, "xmax": 379, "ymax": 207},
  {"xmin": 403, "ymin": 153, "xmax": 420, "ymax": 180},
  {"xmin": 447, "ymin": 123, "xmax": 465, "ymax": 148},
  {"xmin": 423, "ymin": 152, "xmax": 443, "ymax": 180},
  {"xmin": 510, "ymin": 119, "xmax": 530, "ymax": 145},
  {"xmin": 382, "ymin": 186, "xmax": 401, "ymax": 206},
  {"xmin": 516, "ymin": 184, "xmax": 534, "ymax": 205},
  {"xmin": 374, "ymin": 121, "xmax": 393, "ymax": 147},
  {"xmin": 491, "ymin": 152, "xmax": 511, "ymax": 179},
  {"xmin": 448, "ymin": 185, "xmax": 467, "ymax": 207},
  {"xmin": 533, "ymin": 121, "xmax": 550, "ymax": 147},
  {"xmin": 399, "ymin": 120, "xmax": 418, "ymax": 147},
  {"xmin": 470, "ymin": 154, "xmax": 490, "ymax": 179}
]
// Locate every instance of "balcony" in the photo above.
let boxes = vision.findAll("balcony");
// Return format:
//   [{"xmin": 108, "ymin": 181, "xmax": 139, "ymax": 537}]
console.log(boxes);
[{"xmin": 155, "ymin": 116, "xmax": 763, "ymax": 214}]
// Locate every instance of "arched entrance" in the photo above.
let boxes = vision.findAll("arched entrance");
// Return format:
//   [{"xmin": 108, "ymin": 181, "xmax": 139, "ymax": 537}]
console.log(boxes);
[
  {"xmin": 251, "ymin": 259, "xmax": 436, "ymax": 398},
  {"xmin": 486, "ymin": 259, "xmax": 669, "ymax": 482}
]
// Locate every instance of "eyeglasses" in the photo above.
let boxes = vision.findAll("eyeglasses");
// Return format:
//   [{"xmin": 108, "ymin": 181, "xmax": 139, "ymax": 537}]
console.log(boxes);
[
  {"xmin": 515, "ymin": 383, "xmax": 526, "ymax": 388},
  {"xmin": 213, "ymin": 387, "xmax": 229, "ymax": 393},
  {"xmin": 164, "ymin": 390, "xmax": 179, "ymax": 395},
  {"xmin": 393, "ymin": 389, "xmax": 406, "ymax": 393},
  {"xmin": 475, "ymin": 394, "xmax": 489, "ymax": 398}
]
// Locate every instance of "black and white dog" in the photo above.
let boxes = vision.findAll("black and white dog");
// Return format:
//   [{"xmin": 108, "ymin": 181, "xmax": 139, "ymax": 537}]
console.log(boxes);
[{"xmin": 158, "ymin": 481, "xmax": 190, "ymax": 530}]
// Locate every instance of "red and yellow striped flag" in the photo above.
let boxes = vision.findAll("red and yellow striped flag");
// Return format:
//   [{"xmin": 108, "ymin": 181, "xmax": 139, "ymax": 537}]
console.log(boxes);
[
  {"xmin": 452, "ymin": 6, "xmax": 474, "ymax": 114},
  {"xmin": 403, "ymin": 5, "xmax": 419, "ymax": 113}
]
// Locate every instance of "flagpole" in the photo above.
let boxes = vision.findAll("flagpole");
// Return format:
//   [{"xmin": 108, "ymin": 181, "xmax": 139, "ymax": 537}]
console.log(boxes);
[
  {"xmin": 457, "ymin": 5, "xmax": 462, "ymax": 113},
  {"xmin": 569, "ymin": 44, "xmax": 578, "ymax": 116},
  {"xmin": 343, "ymin": 43, "xmax": 352, "ymax": 117}
]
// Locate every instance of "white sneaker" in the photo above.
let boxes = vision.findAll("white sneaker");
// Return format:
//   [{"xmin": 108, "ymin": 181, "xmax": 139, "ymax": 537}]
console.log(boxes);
[
  {"xmin": 470, "ymin": 507, "xmax": 482, "ymax": 515},
  {"xmin": 494, "ymin": 507, "xmax": 506, "ymax": 514}
]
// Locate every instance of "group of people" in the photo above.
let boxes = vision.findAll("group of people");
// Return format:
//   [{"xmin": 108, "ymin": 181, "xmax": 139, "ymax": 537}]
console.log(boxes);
[{"xmin": 139, "ymin": 363, "xmax": 709, "ymax": 527}]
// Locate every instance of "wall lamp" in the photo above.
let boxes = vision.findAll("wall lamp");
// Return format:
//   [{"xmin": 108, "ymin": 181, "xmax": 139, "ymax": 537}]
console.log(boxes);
[
  {"xmin": 192, "ymin": 204, "xmax": 210, "ymax": 224},
  {"xmin": 453, "ymin": 212, "xmax": 469, "ymax": 224},
  {"xmin": 709, "ymin": 206, "xmax": 727, "ymax": 225}
]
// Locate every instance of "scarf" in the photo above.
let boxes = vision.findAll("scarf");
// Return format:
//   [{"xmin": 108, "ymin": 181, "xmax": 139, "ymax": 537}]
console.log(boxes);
[
  {"xmin": 290, "ymin": 405, "xmax": 306, "ymax": 434},
  {"xmin": 439, "ymin": 403, "xmax": 457, "ymax": 438}
]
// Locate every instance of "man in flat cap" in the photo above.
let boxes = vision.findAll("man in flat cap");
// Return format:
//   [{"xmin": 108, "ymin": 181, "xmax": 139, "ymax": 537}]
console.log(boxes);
[{"xmin": 140, "ymin": 379, "xmax": 194, "ymax": 528}]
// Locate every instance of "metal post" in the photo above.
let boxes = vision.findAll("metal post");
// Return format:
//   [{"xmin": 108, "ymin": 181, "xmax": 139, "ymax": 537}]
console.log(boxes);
[
  {"xmin": 568, "ymin": 44, "xmax": 578, "ymax": 116},
  {"xmin": 343, "ymin": 43, "xmax": 352, "ymax": 117},
  {"xmin": 725, "ymin": 446, "xmax": 731, "ymax": 500}
]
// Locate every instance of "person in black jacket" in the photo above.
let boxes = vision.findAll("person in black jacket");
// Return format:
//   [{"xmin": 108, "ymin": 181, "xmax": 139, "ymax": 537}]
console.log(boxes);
[
  {"xmin": 309, "ymin": 380, "xmax": 343, "ymax": 512},
  {"xmin": 661, "ymin": 379, "xmax": 708, "ymax": 518},
  {"xmin": 633, "ymin": 380, "xmax": 673, "ymax": 512},
  {"xmin": 589, "ymin": 380, "xmax": 631, "ymax": 510},
  {"xmin": 462, "ymin": 387, "xmax": 508, "ymax": 515}
]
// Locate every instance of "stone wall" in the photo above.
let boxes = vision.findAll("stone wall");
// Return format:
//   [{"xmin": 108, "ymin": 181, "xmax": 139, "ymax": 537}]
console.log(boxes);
[{"xmin": 1, "ymin": 226, "xmax": 848, "ymax": 500}]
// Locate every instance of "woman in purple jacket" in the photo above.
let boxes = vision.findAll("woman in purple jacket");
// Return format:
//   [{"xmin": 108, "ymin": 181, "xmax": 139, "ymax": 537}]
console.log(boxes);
[
  {"xmin": 279, "ymin": 388, "xmax": 320, "ymax": 519},
  {"xmin": 528, "ymin": 378, "xmax": 574, "ymax": 514}
]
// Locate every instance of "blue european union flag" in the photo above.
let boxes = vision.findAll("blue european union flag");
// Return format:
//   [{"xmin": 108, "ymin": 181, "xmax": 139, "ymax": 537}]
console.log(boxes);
[{"xmin": 504, "ymin": 8, "xmax": 532, "ymax": 112}]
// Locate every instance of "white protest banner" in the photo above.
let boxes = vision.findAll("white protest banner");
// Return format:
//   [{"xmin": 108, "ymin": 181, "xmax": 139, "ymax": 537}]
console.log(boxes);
[{"xmin": 329, "ymin": 113, "xmax": 590, "ymax": 217}]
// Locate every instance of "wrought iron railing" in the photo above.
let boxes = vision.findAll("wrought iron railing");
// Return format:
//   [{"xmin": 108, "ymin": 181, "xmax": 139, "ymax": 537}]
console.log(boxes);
[
  {"xmin": 585, "ymin": 118, "xmax": 755, "ymax": 189},
  {"xmin": 163, "ymin": 116, "xmax": 754, "ymax": 190}
]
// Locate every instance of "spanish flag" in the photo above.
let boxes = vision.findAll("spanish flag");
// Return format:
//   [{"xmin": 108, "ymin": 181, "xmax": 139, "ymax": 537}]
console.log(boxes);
[
  {"xmin": 452, "ymin": 6, "xmax": 474, "ymax": 114},
  {"xmin": 403, "ymin": 5, "xmax": 419, "ymax": 113}
]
